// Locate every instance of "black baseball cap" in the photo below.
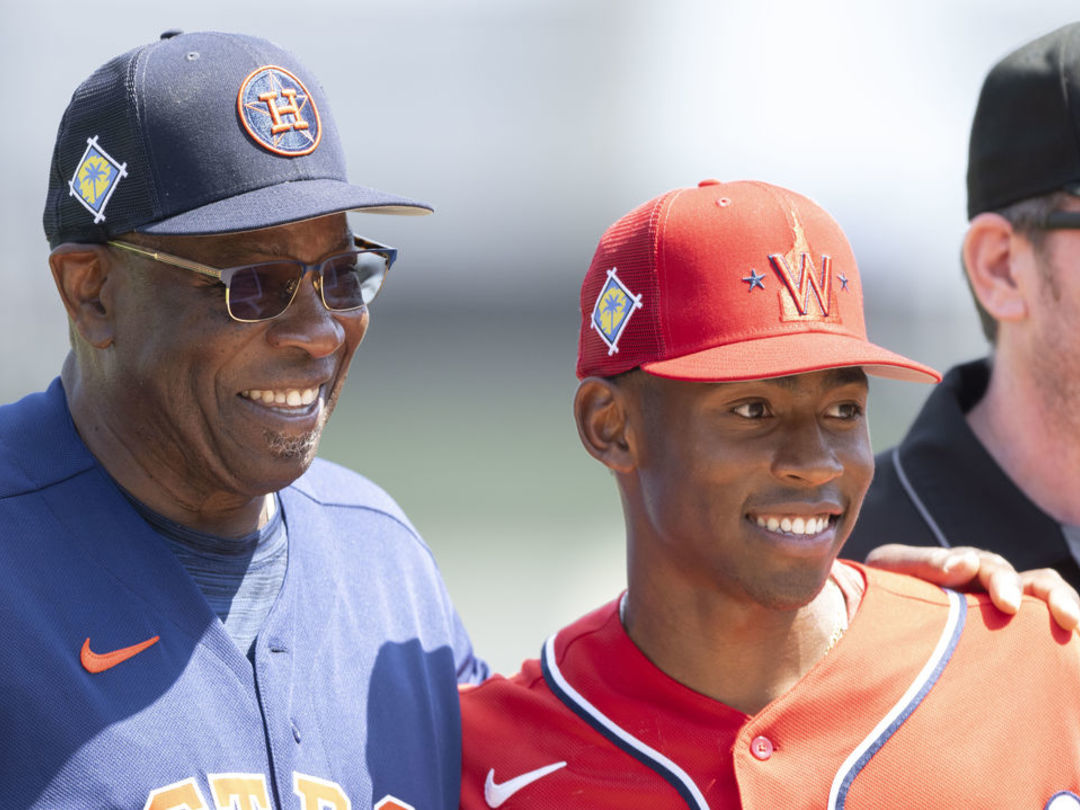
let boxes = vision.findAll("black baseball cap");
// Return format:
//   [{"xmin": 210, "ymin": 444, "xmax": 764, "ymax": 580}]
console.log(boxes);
[
  {"xmin": 43, "ymin": 30, "xmax": 431, "ymax": 248},
  {"xmin": 967, "ymin": 22, "xmax": 1080, "ymax": 219}
]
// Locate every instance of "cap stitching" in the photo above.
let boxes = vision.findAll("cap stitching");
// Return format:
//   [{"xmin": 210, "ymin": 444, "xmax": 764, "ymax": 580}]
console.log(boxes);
[
  {"xmin": 653, "ymin": 189, "xmax": 685, "ymax": 361},
  {"xmin": 130, "ymin": 43, "xmax": 162, "ymax": 228}
]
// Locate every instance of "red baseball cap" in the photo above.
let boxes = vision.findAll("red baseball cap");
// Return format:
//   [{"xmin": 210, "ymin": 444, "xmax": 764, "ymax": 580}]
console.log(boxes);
[{"xmin": 576, "ymin": 179, "xmax": 940, "ymax": 383}]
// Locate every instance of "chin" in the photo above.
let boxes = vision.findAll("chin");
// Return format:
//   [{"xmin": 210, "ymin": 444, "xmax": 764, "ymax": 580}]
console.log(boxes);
[
  {"xmin": 265, "ymin": 430, "xmax": 320, "ymax": 462},
  {"xmin": 247, "ymin": 429, "xmax": 321, "ymax": 490},
  {"xmin": 743, "ymin": 564, "xmax": 833, "ymax": 612}
]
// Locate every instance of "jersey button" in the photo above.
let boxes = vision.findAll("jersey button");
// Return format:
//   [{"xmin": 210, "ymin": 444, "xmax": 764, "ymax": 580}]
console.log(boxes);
[{"xmin": 750, "ymin": 735, "xmax": 774, "ymax": 761}]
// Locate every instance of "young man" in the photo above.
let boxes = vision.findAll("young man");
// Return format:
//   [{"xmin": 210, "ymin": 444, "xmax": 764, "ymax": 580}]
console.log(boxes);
[
  {"xmin": 847, "ymin": 23, "xmax": 1080, "ymax": 588},
  {"xmin": 460, "ymin": 180, "xmax": 1080, "ymax": 808}
]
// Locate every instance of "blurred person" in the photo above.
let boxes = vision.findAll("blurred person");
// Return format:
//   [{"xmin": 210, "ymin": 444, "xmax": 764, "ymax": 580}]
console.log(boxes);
[
  {"xmin": 847, "ymin": 23, "xmax": 1080, "ymax": 589},
  {"xmin": 459, "ymin": 180, "xmax": 1080, "ymax": 808},
  {"xmin": 0, "ymin": 30, "xmax": 485, "ymax": 810}
]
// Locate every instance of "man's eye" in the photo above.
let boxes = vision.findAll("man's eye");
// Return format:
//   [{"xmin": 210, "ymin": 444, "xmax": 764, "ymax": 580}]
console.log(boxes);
[
  {"xmin": 732, "ymin": 402, "xmax": 770, "ymax": 418},
  {"xmin": 826, "ymin": 402, "xmax": 863, "ymax": 419}
]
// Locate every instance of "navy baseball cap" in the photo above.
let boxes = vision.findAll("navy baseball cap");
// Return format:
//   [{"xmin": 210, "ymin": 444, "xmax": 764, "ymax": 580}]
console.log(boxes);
[{"xmin": 43, "ymin": 30, "xmax": 431, "ymax": 248}]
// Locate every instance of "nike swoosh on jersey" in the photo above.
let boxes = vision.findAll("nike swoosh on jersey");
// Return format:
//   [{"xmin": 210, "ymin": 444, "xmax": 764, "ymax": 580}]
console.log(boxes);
[
  {"xmin": 484, "ymin": 761, "xmax": 567, "ymax": 808},
  {"xmin": 80, "ymin": 635, "xmax": 160, "ymax": 673}
]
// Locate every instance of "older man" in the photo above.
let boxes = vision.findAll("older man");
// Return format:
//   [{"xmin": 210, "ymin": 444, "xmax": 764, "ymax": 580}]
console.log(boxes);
[
  {"xmin": 3, "ymin": 28, "xmax": 1070, "ymax": 810},
  {"xmin": 847, "ymin": 23, "xmax": 1080, "ymax": 589},
  {"xmin": 0, "ymin": 31, "xmax": 484, "ymax": 810},
  {"xmin": 460, "ymin": 180, "xmax": 1080, "ymax": 808}
]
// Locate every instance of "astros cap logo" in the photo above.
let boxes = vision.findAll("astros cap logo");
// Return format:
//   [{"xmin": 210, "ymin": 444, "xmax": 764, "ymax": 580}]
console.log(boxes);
[{"xmin": 237, "ymin": 65, "xmax": 322, "ymax": 156}]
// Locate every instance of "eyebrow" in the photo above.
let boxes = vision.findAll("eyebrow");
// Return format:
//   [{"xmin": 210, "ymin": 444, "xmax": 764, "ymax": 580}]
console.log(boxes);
[
  {"xmin": 763, "ymin": 367, "xmax": 869, "ymax": 390},
  {"xmin": 212, "ymin": 232, "xmax": 356, "ymax": 265}
]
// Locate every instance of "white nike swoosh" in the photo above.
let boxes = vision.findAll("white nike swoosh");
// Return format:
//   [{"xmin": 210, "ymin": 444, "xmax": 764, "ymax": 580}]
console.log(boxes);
[{"xmin": 484, "ymin": 761, "xmax": 567, "ymax": 808}]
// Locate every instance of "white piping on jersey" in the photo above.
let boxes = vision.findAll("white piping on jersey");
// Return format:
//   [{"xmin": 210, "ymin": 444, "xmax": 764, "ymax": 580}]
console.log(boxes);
[
  {"xmin": 826, "ymin": 588, "xmax": 966, "ymax": 807},
  {"xmin": 542, "ymin": 635, "xmax": 711, "ymax": 810},
  {"xmin": 891, "ymin": 447, "xmax": 952, "ymax": 548}
]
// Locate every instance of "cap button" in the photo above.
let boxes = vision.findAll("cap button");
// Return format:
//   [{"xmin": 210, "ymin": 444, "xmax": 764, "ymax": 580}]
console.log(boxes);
[
  {"xmin": 160, "ymin": 29, "xmax": 183, "ymax": 39},
  {"xmin": 698, "ymin": 179, "xmax": 721, "ymax": 187}
]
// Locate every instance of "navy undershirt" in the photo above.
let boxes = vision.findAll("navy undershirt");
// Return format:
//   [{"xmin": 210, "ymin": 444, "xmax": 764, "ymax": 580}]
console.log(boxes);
[{"xmin": 120, "ymin": 490, "xmax": 288, "ymax": 661}]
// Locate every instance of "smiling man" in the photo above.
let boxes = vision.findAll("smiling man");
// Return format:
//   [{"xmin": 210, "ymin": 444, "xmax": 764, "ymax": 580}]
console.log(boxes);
[
  {"xmin": 0, "ymin": 31, "xmax": 484, "ymax": 810},
  {"xmin": 459, "ymin": 180, "xmax": 1080, "ymax": 808}
]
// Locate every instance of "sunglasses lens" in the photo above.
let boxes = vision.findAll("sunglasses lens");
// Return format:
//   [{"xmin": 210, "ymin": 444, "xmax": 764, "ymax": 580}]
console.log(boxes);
[
  {"xmin": 321, "ymin": 251, "xmax": 389, "ymax": 310},
  {"xmin": 227, "ymin": 263, "xmax": 303, "ymax": 321}
]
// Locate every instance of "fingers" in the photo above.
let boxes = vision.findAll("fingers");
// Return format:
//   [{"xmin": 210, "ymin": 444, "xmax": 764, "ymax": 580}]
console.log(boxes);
[
  {"xmin": 1018, "ymin": 568, "xmax": 1080, "ymax": 632},
  {"xmin": 864, "ymin": 543, "xmax": 982, "ymax": 587},
  {"xmin": 863, "ymin": 543, "xmax": 1080, "ymax": 631},
  {"xmin": 867, "ymin": 543, "xmax": 1023, "ymax": 613},
  {"xmin": 963, "ymin": 548, "xmax": 1023, "ymax": 615}
]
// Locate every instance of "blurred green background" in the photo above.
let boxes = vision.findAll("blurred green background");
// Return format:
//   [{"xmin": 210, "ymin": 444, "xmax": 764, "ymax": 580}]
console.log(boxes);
[{"xmin": 4, "ymin": 0, "xmax": 1071, "ymax": 673}]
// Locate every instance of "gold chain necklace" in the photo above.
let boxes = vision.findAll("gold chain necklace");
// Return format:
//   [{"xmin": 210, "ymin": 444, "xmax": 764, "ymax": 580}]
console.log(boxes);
[{"xmin": 823, "ymin": 578, "xmax": 849, "ymax": 654}]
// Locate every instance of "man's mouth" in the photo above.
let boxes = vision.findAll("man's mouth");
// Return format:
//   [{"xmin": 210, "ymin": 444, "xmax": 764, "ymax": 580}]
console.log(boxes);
[
  {"xmin": 239, "ymin": 386, "xmax": 322, "ymax": 409},
  {"xmin": 748, "ymin": 514, "xmax": 836, "ymax": 537}
]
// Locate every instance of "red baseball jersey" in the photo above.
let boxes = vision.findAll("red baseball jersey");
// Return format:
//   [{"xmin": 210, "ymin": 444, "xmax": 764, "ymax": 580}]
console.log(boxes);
[{"xmin": 460, "ymin": 563, "xmax": 1080, "ymax": 809}]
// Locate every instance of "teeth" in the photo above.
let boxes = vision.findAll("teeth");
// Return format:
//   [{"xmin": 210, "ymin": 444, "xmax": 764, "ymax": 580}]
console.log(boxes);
[
  {"xmin": 751, "ymin": 514, "xmax": 832, "ymax": 536},
  {"xmin": 240, "ymin": 387, "xmax": 321, "ymax": 409}
]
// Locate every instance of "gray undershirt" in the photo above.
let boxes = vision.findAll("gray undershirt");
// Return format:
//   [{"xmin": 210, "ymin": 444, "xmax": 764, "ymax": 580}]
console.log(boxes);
[{"xmin": 122, "ymin": 491, "xmax": 288, "ymax": 661}]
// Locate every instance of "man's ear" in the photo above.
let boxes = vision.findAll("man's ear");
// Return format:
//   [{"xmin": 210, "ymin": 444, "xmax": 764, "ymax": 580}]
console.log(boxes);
[
  {"xmin": 573, "ymin": 376, "xmax": 636, "ymax": 474},
  {"xmin": 962, "ymin": 213, "xmax": 1029, "ymax": 324},
  {"xmin": 49, "ymin": 243, "xmax": 115, "ymax": 349}
]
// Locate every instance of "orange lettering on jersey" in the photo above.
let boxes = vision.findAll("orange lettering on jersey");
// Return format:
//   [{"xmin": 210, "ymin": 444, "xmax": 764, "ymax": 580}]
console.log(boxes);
[
  {"xmin": 294, "ymin": 772, "xmax": 351, "ymax": 810},
  {"xmin": 374, "ymin": 796, "xmax": 416, "ymax": 810},
  {"xmin": 207, "ymin": 773, "xmax": 271, "ymax": 810},
  {"xmin": 768, "ymin": 252, "xmax": 838, "ymax": 323},
  {"xmin": 258, "ymin": 88, "xmax": 310, "ymax": 135},
  {"xmin": 143, "ymin": 778, "xmax": 209, "ymax": 810}
]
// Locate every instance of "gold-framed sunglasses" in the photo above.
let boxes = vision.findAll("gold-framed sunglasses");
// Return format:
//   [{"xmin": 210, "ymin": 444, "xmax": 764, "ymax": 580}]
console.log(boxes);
[{"xmin": 107, "ymin": 235, "xmax": 397, "ymax": 323}]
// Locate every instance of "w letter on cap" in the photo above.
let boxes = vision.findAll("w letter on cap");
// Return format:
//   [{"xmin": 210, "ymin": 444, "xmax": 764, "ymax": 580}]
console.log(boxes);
[
  {"xmin": 768, "ymin": 253, "xmax": 839, "ymax": 323},
  {"xmin": 591, "ymin": 267, "xmax": 643, "ymax": 355}
]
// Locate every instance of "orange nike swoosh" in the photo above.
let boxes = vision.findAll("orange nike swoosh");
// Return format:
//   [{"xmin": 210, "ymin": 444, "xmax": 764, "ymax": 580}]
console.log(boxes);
[{"xmin": 80, "ymin": 635, "xmax": 160, "ymax": 673}]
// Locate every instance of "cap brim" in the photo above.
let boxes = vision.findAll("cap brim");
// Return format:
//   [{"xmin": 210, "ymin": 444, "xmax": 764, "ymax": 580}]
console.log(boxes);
[
  {"xmin": 137, "ymin": 178, "xmax": 432, "ymax": 236},
  {"xmin": 641, "ymin": 331, "xmax": 940, "ymax": 384}
]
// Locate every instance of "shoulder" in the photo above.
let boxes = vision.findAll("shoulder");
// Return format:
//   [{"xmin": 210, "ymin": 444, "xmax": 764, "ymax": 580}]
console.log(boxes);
[
  {"xmin": 460, "ymin": 599, "xmax": 621, "ymax": 731},
  {"xmin": 0, "ymin": 380, "xmax": 94, "ymax": 499},
  {"xmin": 289, "ymin": 457, "xmax": 418, "ymax": 530},
  {"xmin": 282, "ymin": 458, "xmax": 452, "ymax": 585},
  {"xmin": 864, "ymin": 565, "xmax": 1079, "ymax": 661}
]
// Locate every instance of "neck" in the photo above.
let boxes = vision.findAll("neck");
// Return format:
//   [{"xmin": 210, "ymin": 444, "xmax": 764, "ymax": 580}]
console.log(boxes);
[
  {"xmin": 62, "ymin": 357, "xmax": 271, "ymax": 538},
  {"xmin": 622, "ymin": 569, "xmax": 847, "ymax": 716},
  {"xmin": 967, "ymin": 350, "xmax": 1080, "ymax": 525}
]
